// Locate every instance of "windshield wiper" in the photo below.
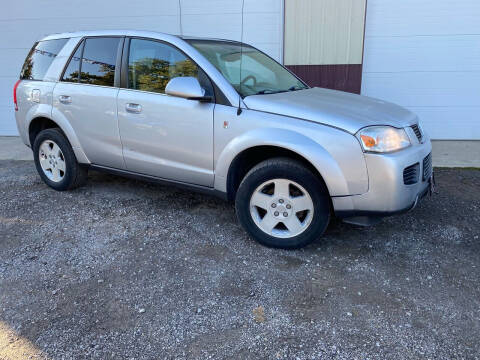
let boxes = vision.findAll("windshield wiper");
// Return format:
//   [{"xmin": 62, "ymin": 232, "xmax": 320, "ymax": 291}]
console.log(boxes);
[
  {"xmin": 255, "ymin": 89, "xmax": 287, "ymax": 95},
  {"xmin": 256, "ymin": 89, "xmax": 276, "ymax": 95},
  {"xmin": 288, "ymin": 85, "xmax": 305, "ymax": 92},
  {"xmin": 255, "ymin": 86, "xmax": 306, "ymax": 95}
]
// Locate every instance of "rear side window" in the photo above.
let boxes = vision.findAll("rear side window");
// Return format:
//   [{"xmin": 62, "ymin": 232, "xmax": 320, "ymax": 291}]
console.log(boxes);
[
  {"xmin": 79, "ymin": 37, "xmax": 120, "ymax": 86},
  {"xmin": 20, "ymin": 38, "xmax": 68, "ymax": 81}
]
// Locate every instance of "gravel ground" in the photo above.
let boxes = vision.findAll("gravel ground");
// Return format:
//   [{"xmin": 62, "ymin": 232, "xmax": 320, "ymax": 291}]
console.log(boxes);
[{"xmin": 0, "ymin": 160, "xmax": 479, "ymax": 359}]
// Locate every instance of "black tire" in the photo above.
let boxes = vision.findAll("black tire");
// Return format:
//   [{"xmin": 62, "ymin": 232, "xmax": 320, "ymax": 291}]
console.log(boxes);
[
  {"xmin": 33, "ymin": 128, "xmax": 88, "ymax": 191},
  {"xmin": 235, "ymin": 157, "xmax": 331, "ymax": 249}
]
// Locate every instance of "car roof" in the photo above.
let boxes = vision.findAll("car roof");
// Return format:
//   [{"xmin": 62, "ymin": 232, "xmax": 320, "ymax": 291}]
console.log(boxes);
[
  {"xmin": 180, "ymin": 36, "xmax": 241, "ymax": 43},
  {"xmin": 40, "ymin": 30, "xmax": 242, "ymax": 44},
  {"xmin": 40, "ymin": 29, "xmax": 175, "ymax": 41}
]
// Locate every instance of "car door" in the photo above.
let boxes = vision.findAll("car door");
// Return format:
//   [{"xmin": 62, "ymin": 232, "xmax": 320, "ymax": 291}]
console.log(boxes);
[
  {"xmin": 117, "ymin": 38, "xmax": 215, "ymax": 187},
  {"xmin": 52, "ymin": 36, "xmax": 125, "ymax": 169}
]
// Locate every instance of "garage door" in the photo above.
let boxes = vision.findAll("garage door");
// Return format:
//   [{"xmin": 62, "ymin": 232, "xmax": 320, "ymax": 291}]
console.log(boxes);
[
  {"xmin": 362, "ymin": 0, "xmax": 480, "ymax": 140},
  {"xmin": 0, "ymin": 0, "xmax": 283, "ymax": 136}
]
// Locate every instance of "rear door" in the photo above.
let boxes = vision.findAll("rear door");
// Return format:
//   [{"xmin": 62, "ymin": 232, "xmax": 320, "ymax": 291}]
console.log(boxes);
[
  {"xmin": 117, "ymin": 38, "xmax": 215, "ymax": 186},
  {"xmin": 52, "ymin": 36, "xmax": 125, "ymax": 169}
]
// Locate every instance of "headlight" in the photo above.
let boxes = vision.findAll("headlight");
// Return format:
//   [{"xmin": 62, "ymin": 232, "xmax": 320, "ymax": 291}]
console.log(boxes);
[{"xmin": 357, "ymin": 126, "xmax": 411, "ymax": 153}]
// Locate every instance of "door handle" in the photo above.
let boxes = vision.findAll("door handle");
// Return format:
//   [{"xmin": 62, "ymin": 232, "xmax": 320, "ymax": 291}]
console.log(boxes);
[
  {"xmin": 59, "ymin": 95, "xmax": 72, "ymax": 104},
  {"xmin": 125, "ymin": 103, "xmax": 142, "ymax": 113}
]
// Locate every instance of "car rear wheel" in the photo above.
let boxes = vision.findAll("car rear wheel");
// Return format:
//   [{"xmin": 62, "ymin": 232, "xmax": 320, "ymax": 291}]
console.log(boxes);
[
  {"xmin": 33, "ymin": 128, "xmax": 87, "ymax": 191},
  {"xmin": 235, "ymin": 157, "xmax": 331, "ymax": 249}
]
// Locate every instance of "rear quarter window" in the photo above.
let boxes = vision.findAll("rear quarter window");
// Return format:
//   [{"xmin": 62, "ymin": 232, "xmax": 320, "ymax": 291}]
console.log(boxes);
[{"xmin": 20, "ymin": 38, "xmax": 69, "ymax": 81}]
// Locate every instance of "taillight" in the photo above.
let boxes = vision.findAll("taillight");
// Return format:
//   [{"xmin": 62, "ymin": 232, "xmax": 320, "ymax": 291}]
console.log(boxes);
[{"xmin": 13, "ymin": 79, "xmax": 21, "ymax": 111}]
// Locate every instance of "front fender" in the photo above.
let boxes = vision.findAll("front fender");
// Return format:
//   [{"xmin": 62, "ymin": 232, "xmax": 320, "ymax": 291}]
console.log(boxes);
[{"xmin": 215, "ymin": 127, "xmax": 366, "ymax": 197}]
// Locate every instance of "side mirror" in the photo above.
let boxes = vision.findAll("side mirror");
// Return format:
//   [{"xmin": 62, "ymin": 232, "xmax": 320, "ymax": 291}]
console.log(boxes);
[{"xmin": 165, "ymin": 77, "xmax": 212, "ymax": 102}]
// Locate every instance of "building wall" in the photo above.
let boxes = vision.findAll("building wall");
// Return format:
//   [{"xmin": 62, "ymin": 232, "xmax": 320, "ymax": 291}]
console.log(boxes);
[
  {"xmin": 362, "ymin": 0, "xmax": 480, "ymax": 140},
  {"xmin": 2, "ymin": 1, "xmax": 478, "ymax": 140},
  {"xmin": 0, "ymin": 0, "xmax": 283, "ymax": 136},
  {"xmin": 284, "ymin": 0, "xmax": 366, "ymax": 93}
]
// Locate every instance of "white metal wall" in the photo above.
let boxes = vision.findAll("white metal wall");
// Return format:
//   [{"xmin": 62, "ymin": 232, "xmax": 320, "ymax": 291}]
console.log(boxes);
[
  {"xmin": 362, "ymin": 0, "xmax": 480, "ymax": 140},
  {"xmin": 0, "ymin": 0, "xmax": 283, "ymax": 135}
]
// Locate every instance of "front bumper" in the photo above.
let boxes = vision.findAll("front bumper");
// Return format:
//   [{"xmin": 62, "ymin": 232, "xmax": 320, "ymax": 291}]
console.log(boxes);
[{"xmin": 333, "ymin": 139, "xmax": 432, "ymax": 223}]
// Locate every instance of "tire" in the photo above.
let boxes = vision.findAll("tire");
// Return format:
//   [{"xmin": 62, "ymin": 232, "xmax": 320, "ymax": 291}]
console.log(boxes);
[
  {"xmin": 235, "ymin": 157, "xmax": 331, "ymax": 249},
  {"xmin": 33, "ymin": 128, "xmax": 88, "ymax": 191}
]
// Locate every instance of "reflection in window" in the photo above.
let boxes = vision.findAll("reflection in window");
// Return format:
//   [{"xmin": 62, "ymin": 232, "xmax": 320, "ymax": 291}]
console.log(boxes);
[
  {"xmin": 79, "ymin": 37, "xmax": 119, "ymax": 87},
  {"xmin": 21, "ymin": 38, "xmax": 68, "ymax": 81},
  {"xmin": 187, "ymin": 40, "xmax": 308, "ymax": 97},
  {"xmin": 128, "ymin": 39, "xmax": 198, "ymax": 93}
]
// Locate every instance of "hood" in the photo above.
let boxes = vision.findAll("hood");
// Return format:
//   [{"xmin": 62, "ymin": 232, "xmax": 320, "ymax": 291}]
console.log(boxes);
[{"xmin": 242, "ymin": 87, "xmax": 418, "ymax": 134}]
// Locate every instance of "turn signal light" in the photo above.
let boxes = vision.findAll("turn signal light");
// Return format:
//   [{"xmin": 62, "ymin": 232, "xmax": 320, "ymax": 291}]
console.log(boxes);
[{"xmin": 360, "ymin": 134, "xmax": 376, "ymax": 147}]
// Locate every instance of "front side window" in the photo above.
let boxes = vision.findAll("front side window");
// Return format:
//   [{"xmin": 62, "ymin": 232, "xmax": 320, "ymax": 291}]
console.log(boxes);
[
  {"xmin": 128, "ymin": 39, "xmax": 204, "ymax": 94},
  {"xmin": 20, "ymin": 38, "xmax": 69, "ymax": 81},
  {"xmin": 187, "ymin": 40, "xmax": 308, "ymax": 98},
  {"xmin": 79, "ymin": 37, "xmax": 120, "ymax": 86}
]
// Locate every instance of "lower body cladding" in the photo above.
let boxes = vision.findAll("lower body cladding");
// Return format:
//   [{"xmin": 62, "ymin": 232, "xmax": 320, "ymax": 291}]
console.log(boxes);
[{"xmin": 333, "ymin": 141, "xmax": 433, "ymax": 226}]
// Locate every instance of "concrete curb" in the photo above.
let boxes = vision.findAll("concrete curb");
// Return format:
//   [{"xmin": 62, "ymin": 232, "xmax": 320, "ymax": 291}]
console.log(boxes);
[
  {"xmin": 0, "ymin": 136, "xmax": 32, "ymax": 161},
  {"xmin": 431, "ymin": 140, "xmax": 480, "ymax": 168}
]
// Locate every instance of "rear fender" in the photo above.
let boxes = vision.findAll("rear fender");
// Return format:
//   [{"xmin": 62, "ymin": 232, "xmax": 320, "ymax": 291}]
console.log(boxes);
[{"xmin": 26, "ymin": 105, "xmax": 90, "ymax": 164}]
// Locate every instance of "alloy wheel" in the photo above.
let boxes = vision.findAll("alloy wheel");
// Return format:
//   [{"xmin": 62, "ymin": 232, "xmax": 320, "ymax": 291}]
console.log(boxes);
[
  {"xmin": 249, "ymin": 178, "xmax": 314, "ymax": 238},
  {"xmin": 38, "ymin": 140, "xmax": 66, "ymax": 182}
]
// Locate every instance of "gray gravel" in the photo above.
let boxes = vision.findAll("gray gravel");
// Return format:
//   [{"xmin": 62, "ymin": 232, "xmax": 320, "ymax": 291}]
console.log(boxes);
[{"xmin": 0, "ymin": 160, "xmax": 479, "ymax": 359}]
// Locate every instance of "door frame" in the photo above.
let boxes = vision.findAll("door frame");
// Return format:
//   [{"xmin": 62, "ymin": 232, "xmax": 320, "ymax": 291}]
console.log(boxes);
[
  {"xmin": 119, "ymin": 36, "xmax": 234, "ymax": 106},
  {"xmin": 59, "ymin": 35, "xmax": 125, "ymax": 88}
]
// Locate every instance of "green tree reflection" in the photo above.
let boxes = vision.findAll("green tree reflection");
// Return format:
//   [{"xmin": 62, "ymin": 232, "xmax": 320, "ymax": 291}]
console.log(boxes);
[{"xmin": 129, "ymin": 58, "xmax": 198, "ymax": 93}]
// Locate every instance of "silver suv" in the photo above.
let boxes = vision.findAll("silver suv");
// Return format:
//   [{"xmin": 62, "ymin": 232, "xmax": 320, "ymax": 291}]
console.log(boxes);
[{"xmin": 14, "ymin": 30, "xmax": 433, "ymax": 249}]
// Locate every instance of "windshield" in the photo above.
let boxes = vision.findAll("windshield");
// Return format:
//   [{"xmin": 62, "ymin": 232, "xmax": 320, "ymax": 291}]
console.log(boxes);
[{"xmin": 186, "ymin": 40, "xmax": 308, "ymax": 98}]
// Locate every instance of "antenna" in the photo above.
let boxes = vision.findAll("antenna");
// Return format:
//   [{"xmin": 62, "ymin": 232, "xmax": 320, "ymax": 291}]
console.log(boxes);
[
  {"xmin": 178, "ymin": 0, "xmax": 183, "ymax": 36},
  {"xmin": 237, "ymin": 0, "xmax": 245, "ymax": 116}
]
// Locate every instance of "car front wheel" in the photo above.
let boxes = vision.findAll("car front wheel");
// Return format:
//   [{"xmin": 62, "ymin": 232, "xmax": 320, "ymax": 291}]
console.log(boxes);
[{"xmin": 235, "ymin": 158, "xmax": 331, "ymax": 249}]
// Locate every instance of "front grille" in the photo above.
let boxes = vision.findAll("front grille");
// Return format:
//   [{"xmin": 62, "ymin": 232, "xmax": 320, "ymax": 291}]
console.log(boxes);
[
  {"xmin": 423, "ymin": 152, "xmax": 432, "ymax": 181},
  {"xmin": 403, "ymin": 163, "xmax": 420, "ymax": 185},
  {"xmin": 411, "ymin": 124, "xmax": 423, "ymax": 142}
]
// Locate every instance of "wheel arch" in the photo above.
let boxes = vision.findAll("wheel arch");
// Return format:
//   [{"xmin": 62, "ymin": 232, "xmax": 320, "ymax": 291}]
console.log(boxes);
[
  {"xmin": 28, "ymin": 117, "xmax": 63, "ymax": 147},
  {"xmin": 216, "ymin": 128, "xmax": 351, "ymax": 201},
  {"xmin": 27, "ymin": 111, "xmax": 90, "ymax": 164},
  {"xmin": 225, "ymin": 145, "xmax": 329, "ymax": 202}
]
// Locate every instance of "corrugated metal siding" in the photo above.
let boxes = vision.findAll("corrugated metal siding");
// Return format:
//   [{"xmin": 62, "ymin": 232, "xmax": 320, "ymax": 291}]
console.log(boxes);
[
  {"xmin": 362, "ymin": 0, "xmax": 480, "ymax": 140},
  {"xmin": 284, "ymin": 0, "xmax": 366, "ymax": 66},
  {"xmin": 181, "ymin": 0, "xmax": 283, "ymax": 61},
  {"xmin": 0, "ymin": 0, "xmax": 283, "ymax": 135},
  {"xmin": 283, "ymin": 0, "xmax": 366, "ymax": 93}
]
